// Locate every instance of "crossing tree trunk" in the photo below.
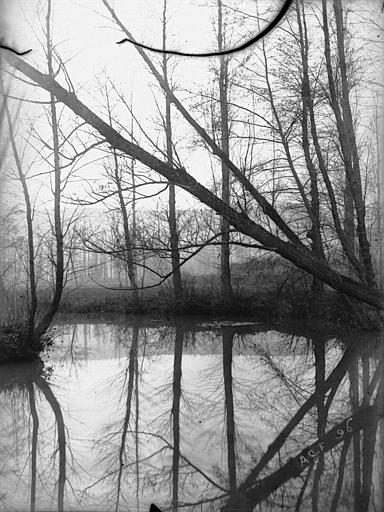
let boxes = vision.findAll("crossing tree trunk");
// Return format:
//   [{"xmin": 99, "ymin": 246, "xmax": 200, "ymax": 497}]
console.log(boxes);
[{"xmin": 6, "ymin": 53, "xmax": 383, "ymax": 310}]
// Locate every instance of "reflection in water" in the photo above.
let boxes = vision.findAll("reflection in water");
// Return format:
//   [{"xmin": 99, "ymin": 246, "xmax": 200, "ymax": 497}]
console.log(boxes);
[
  {"xmin": 0, "ymin": 317, "xmax": 383, "ymax": 512},
  {"xmin": 27, "ymin": 381, "xmax": 38, "ymax": 512},
  {"xmin": 0, "ymin": 361, "xmax": 67, "ymax": 512},
  {"xmin": 172, "ymin": 324, "xmax": 183, "ymax": 512},
  {"xmin": 312, "ymin": 336, "xmax": 326, "ymax": 512},
  {"xmin": 115, "ymin": 324, "xmax": 138, "ymax": 512},
  {"xmin": 222, "ymin": 330, "xmax": 236, "ymax": 492}
]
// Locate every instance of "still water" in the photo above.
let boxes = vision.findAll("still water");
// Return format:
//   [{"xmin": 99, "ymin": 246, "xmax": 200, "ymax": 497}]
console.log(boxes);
[{"xmin": 0, "ymin": 315, "xmax": 383, "ymax": 512}]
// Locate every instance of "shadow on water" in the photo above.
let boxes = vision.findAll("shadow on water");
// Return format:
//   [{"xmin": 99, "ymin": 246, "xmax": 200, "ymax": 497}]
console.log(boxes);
[{"xmin": 0, "ymin": 317, "xmax": 383, "ymax": 512}]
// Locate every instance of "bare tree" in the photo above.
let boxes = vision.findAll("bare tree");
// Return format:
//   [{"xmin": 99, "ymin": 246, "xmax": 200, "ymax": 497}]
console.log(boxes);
[
  {"xmin": 322, "ymin": 0, "xmax": 376, "ymax": 287},
  {"xmin": 162, "ymin": 0, "xmax": 183, "ymax": 302},
  {"xmin": 0, "ymin": 68, "xmax": 12, "ymax": 323},
  {"xmin": 217, "ymin": 0, "xmax": 233, "ymax": 301},
  {"xmin": 5, "ymin": 50, "xmax": 383, "ymax": 309},
  {"xmin": 105, "ymin": 87, "xmax": 139, "ymax": 302},
  {"xmin": 1, "ymin": 84, "xmax": 37, "ymax": 338}
]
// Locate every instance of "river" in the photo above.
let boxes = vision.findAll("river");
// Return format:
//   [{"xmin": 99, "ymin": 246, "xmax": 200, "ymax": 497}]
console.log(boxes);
[{"xmin": 0, "ymin": 314, "xmax": 383, "ymax": 511}]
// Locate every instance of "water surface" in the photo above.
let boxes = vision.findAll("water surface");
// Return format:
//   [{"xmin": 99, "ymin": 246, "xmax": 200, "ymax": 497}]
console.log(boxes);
[{"xmin": 0, "ymin": 315, "xmax": 383, "ymax": 511}]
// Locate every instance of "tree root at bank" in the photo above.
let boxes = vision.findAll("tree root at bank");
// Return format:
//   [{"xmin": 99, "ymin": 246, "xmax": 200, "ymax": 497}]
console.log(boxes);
[{"xmin": 0, "ymin": 325, "xmax": 52, "ymax": 364}]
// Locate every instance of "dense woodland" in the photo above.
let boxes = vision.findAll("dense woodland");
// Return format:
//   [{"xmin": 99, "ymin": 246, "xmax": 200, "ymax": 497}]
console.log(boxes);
[{"xmin": 0, "ymin": 0, "xmax": 383, "ymax": 358}]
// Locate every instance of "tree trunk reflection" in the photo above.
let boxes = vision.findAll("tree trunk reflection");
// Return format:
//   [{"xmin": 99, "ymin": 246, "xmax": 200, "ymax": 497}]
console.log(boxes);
[
  {"xmin": 171, "ymin": 325, "xmax": 183, "ymax": 511},
  {"xmin": 115, "ymin": 324, "xmax": 139, "ymax": 512},
  {"xmin": 28, "ymin": 382, "xmax": 39, "ymax": 512},
  {"xmin": 311, "ymin": 336, "xmax": 326, "ymax": 512},
  {"xmin": 222, "ymin": 329, "xmax": 236, "ymax": 491},
  {"xmin": 34, "ymin": 374, "xmax": 66, "ymax": 512}
]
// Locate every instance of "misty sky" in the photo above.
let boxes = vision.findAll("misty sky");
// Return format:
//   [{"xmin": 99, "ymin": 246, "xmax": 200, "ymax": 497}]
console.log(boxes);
[{"xmin": 1, "ymin": 0, "xmax": 383, "ymax": 221}]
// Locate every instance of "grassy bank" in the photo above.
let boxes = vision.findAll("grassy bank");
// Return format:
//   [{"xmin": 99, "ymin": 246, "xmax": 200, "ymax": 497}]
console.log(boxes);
[
  {"xmin": 1, "ymin": 261, "xmax": 381, "ymax": 364},
  {"xmin": 58, "ymin": 274, "xmax": 380, "ymax": 331},
  {"xmin": 0, "ymin": 286, "xmax": 379, "ymax": 365}
]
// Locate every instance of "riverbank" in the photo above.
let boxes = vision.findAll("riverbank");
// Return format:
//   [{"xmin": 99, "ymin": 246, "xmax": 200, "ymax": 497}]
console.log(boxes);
[
  {"xmin": 57, "ymin": 282, "xmax": 380, "ymax": 331},
  {"xmin": 0, "ymin": 324, "xmax": 48, "ymax": 364},
  {"xmin": 0, "ymin": 292, "xmax": 380, "ymax": 365},
  {"xmin": 0, "ymin": 326, "xmax": 31, "ymax": 363},
  {"xmin": 1, "ymin": 272, "xmax": 382, "ymax": 365}
]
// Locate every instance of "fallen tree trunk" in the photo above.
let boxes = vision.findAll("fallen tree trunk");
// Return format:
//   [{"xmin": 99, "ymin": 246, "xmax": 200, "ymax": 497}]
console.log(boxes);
[{"xmin": 5, "ymin": 54, "xmax": 384, "ymax": 310}]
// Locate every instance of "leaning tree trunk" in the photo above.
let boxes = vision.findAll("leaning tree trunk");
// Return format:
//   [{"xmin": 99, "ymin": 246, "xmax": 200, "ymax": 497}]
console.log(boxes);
[
  {"xmin": 93, "ymin": 1, "xmax": 381, "ymax": 308},
  {"xmin": 7, "ymin": 54, "xmax": 383, "ymax": 309}
]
